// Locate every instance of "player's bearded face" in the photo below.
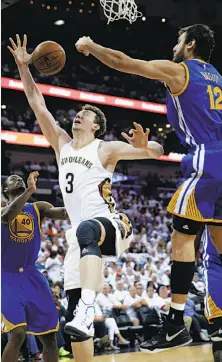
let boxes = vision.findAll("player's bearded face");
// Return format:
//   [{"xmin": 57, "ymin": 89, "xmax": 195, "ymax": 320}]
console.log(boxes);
[{"xmin": 173, "ymin": 33, "xmax": 186, "ymax": 63}]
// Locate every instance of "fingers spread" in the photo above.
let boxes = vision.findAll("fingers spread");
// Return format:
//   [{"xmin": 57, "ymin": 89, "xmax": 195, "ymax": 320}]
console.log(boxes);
[
  {"xmin": 129, "ymin": 129, "xmax": 136, "ymax": 135},
  {"xmin": 16, "ymin": 34, "xmax": 21, "ymax": 47},
  {"xmin": 7, "ymin": 46, "xmax": 15, "ymax": 55},
  {"xmin": 121, "ymin": 132, "xmax": 132, "ymax": 142},
  {"xmin": 9, "ymin": 37, "xmax": 17, "ymax": 50},
  {"xmin": 23, "ymin": 34, "xmax": 27, "ymax": 48},
  {"xmin": 133, "ymin": 122, "xmax": 143, "ymax": 132}
]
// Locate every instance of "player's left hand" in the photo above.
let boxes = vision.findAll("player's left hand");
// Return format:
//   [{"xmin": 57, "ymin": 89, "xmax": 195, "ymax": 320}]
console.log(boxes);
[
  {"xmin": 75, "ymin": 36, "xmax": 93, "ymax": 56},
  {"xmin": 27, "ymin": 171, "xmax": 39, "ymax": 193},
  {"xmin": 121, "ymin": 122, "xmax": 150, "ymax": 149},
  {"xmin": 8, "ymin": 34, "xmax": 32, "ymax": 66}
]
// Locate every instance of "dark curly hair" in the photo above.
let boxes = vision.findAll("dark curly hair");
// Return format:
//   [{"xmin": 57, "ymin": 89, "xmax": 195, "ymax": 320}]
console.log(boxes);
[
  {"xmin": 179, "ymin": 24, "xmax": 215, "ymax": 62},
  {"xmin": 82, "ymin": 104, "xmax": 107, "ymax": 138}
]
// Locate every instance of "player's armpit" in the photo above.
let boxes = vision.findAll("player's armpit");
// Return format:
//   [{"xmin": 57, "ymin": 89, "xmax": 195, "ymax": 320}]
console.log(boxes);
[
  {"xmin": 105, "ymin": 141, "xmax": 164, "ymax": 161},
  {"xmin": 35, "ymin": 201, "xmax": 69, "ymax": 221}
]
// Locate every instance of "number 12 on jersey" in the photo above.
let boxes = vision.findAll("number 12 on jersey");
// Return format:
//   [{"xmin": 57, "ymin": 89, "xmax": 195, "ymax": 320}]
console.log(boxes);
[
  {"xmin": 65, "ymin": 173, "xmax": 74, "ymax": 193},
  {"xmin": 207, "ymin": 85, "xmax": 222, "ymax": 110}
]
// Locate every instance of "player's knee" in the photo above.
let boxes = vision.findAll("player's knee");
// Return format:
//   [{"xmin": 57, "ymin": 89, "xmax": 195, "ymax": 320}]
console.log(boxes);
[
  {"xmin": 40, "ymin": 332, "xmax": 57, "ymax": 352},
  {"xmin": 11, "ymin": 326, "xmax": 26, "ymax": 346},
  {"xmin": 76, "ymin": 220, "xmax": 102, "ymax": 258}
]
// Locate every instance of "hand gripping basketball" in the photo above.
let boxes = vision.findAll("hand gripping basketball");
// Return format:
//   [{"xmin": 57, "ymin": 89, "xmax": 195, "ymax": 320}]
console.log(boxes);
[
  {"xmin": 8, "ymin": 34, "xmax": 32, "ymax": 66},
  {"xmin": 75, "ymin": 36, "xmax": 93, "ymax": 56}
]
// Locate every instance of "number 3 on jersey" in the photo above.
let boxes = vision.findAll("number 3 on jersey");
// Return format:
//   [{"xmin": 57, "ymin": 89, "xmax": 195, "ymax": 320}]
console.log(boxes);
[
  {"xmin": 207, "ymin": 85, "xmax": 222, "ymax": 110},
  {"xmin": 65, "ymin": 173, "xmax": 74, "ymax": 193}
]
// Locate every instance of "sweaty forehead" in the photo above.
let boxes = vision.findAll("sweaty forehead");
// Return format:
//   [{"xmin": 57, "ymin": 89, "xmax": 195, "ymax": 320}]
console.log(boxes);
[
  {"xmin": 79, "ymin": 109, "xmax": 95, "ymax": 117},
  {"xmin": 7, "ymin": 175, "xmax": 20, "ymax": 182},
  {"xmin": 178, "ymin": 32, "xmax": 186, "ymax": 43}
]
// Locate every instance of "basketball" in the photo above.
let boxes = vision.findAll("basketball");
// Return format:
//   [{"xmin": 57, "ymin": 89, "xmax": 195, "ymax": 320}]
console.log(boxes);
[{"xmin": 32, "ymin": 41, "xmax": 66, "ymax": 76}]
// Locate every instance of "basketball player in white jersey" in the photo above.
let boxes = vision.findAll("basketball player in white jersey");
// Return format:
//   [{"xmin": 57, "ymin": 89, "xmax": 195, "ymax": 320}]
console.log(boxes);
[{"xmin": 8, "ymin": 34, "xmax": 163, "ymax": 360}]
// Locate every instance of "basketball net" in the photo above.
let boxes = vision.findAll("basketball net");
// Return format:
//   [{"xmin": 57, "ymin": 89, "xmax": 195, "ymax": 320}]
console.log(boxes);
[{"xmin": 100, "ymin": 0, "xmax": 142, "ymax": 24}]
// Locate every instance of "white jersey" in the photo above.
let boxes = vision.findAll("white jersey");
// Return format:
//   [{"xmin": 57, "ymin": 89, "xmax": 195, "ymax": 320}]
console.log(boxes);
[
  {"xmin": 59, "ymin": 138, "xmax": 133, "ymax": 291},
  {"xmin": 59, "ymin": 139, "xmax": 116, "ymax": 225}
]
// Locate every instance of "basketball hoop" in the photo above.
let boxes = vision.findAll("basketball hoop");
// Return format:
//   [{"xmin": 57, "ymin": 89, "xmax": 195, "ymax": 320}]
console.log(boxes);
[{"xmin": 100, "ymin": 0, "xmax": 142, "ymax": 24}]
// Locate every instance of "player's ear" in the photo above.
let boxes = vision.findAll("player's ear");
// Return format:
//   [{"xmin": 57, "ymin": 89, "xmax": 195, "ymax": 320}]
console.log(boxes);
[
  {"xmin": 93, "ymin": 123, "xmax": 100, "ymax": 132},
  {"xmin": 3, "ymin": 185, "xmax": 8, "ymax": 197},
  {"xmin": 187, "ymin": 39, "xmax": 196, "ymax": 51}
]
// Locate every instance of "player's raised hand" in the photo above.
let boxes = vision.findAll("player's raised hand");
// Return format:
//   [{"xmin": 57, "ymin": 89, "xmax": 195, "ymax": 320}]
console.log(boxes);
[
  {"xmin": 75, "ymin": 36, "xmax": 93, "ymax": 56},
  {"xmin": 121, "ymin": 122, "xmax": 150, "ymax": 149},
  {"xmin": 7, "ymin": 34, "xmax": 32, "ymax": 66},
  {"xmin": 27, "ymin": 171, "xmax": 39, "ymax": 193}
]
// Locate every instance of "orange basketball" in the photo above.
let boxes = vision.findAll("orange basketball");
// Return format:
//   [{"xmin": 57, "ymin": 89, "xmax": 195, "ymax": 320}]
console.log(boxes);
[{"xmin": 32, "ymin": 41, "xmax": 66, "ymax": 75}]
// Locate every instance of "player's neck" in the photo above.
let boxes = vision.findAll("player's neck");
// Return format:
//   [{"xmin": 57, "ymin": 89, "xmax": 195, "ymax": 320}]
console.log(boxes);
[
  {"xmin": 72, "ymin": 133, "xmax": 95, "ymax": 150},
  {"xmin": 8, "ymin": 192, "xmax": 23, "ymax": 202},
  {"xmin": 186, "ymin": 55, "xmax": 203, "ymax": 61}
]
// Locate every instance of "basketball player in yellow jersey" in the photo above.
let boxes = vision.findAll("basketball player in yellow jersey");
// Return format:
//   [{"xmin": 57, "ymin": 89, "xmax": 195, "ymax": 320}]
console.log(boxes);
[
  {"xmin": 75, "ymin": 24, "xmax": 222, "ymax": 352},
  {"xmin": 8, "ymin": 34, "xmax": 163, "ymax": 362}
]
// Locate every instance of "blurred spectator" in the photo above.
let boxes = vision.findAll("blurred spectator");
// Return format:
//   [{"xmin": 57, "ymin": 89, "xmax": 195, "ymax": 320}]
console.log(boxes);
[
  {"xmin": 94, "ymin": 302, "xmax": 130, "ymax": 350},
  {"xmin": 96, "ymin": 284, "xmax": 126, "ymax": 316},
  {"xmin": 123, "ymin": 286, "xmax": 142, "ymax": 326},
  {"xmin": 153, "ymin": 285, "xmax": 171, "ymax": 315},
  {"xmin": 45, "ymin": 247, "xmax": 63, "ymax": 284},
  {"xmin": 113, "ymin": 281, "xmax": 129, "ymax": 303}
]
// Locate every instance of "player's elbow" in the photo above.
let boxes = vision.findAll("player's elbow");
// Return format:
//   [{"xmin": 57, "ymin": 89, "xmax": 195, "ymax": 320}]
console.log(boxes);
[
  {"xmin": 148, "ymin": 142, "xmax": 164, "ymax": 159},
  {"xmin": 29, "ymin": 101, "xmax": 46, "ymax": 114},
  {"xmin": 156, "ymin": 144, "xmax": 164, "ymax": 158}
]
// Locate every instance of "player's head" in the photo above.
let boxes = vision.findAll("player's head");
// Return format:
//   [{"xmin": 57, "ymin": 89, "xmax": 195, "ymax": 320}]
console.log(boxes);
[
  {"xmin": 72, "ymin": 104, "xmax": 107, "ymax": 138},
  {"xmin": 2, "ymin": 174, "xmax": 26, "ymax": 200},
  {"xmin": 173, "ymin": 24, "xmax": 215, "ymax": 63}
]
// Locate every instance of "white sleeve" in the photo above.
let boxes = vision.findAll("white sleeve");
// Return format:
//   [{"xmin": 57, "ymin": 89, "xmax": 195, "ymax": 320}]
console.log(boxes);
[
  {"xmin": 110, "ymin": 295, "xmax": 121, "ymax": 306},
  {"xmin": 123, "ymin": 295, "xmax": 133, "ymax": 307},
  {"xmin": 153, "ymin": 297, "xmax": 165, "ymax": 310}
]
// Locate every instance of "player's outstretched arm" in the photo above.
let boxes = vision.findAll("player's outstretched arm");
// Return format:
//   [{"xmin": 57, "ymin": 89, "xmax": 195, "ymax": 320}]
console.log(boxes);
[
  {"xmin": 75, "ymin": 37, "xmax": 185, "ymax": 85},
  {"xmin": 34, "ymin": 201, "xmax": 69, "ymax": 221},
  {"xmin": 104, "ymin": 123, "xmax": 164, "ymax": 162},
  {"xmin": 1, "ymin": 172, "xmax": 39, "ymax": 224},
  {"xmin": 8, "ymin": 34, "xmax": 71, "ymax": 153}
]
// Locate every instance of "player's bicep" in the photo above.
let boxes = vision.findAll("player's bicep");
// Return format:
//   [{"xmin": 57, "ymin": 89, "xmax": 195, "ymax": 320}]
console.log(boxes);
[
  {"xmin": 123, "ymin": 58, "xmax": 183, "ymax": 82},
  {"xmin": 107, "ymin": 141, "xmax": 158, "ymax": 161}
]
